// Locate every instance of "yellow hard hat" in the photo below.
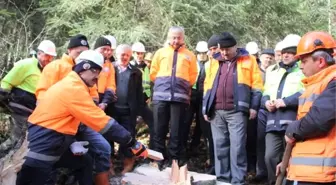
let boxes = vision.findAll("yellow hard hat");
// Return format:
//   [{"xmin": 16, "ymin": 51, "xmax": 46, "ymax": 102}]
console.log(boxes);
[{"xmin": 144, "ymin": 52, "xmax": 154, "ymax": 61}]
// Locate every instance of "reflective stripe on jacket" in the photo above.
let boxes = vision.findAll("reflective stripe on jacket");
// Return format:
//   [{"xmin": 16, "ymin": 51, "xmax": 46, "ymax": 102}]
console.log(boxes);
[
  {"xmin": 150, "ymin": 45, "xmax": 198, "ymax": 104},
  {"xmin": 287, "ymin": 65, "xmax": 336, "ymax": 183},
  {"xmin": 202, "ymin": 51, "xmax": 263, "ymax": 115}
]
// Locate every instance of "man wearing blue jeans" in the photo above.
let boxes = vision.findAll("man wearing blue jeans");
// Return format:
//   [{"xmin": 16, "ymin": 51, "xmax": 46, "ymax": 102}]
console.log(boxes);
[{"xmin": 203, "ymin": 32, "xmax": 263, "ymax": 185}]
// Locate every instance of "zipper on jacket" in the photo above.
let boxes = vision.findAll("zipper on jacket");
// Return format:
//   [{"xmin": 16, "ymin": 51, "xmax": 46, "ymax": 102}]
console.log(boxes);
[{"xmin": 171, "ymin": 49, "xmax": 179, "ymax": 100}]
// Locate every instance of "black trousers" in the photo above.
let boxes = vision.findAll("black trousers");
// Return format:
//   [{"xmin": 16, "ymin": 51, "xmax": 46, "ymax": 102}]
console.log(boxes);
[
  {"xmin": 152, "ymin": 101, "xmax": 188, "ymax": 164},
  {"xmin": 139, "ymin": 104, "xmax": 154, "ymax": 149},
  {"xmin": 247, "ymin": 116, "xmax": 257, "ymax": 173},
  {"xmin": 16, "ymin": 149, "xmax": 93, "ymax": 185},
  {"xmin": 184, "ymin": 94, "xmax": 202, "ymax": 147}
]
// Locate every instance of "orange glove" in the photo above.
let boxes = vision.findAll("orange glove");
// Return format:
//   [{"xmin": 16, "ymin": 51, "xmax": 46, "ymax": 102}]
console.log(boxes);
[{"xmin": 131, "ymin": 141, "xmax": 148, "ymax": 158}]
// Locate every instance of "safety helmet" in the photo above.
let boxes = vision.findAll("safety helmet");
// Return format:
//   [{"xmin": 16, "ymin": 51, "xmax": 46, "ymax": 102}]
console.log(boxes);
[
  {"xmin": 245, "ymin": 41, "xmax": 260, "ymax": 55},
  {"xmin": 274, "ymin": 41, "xmax": 284, "ymax": 52},
  {"xmin": 196, "ymin": 41, "xmax": 208, "ymax": 53},
  {"xmin": 104, "ymin": 35, "xmax": 117, "ymax": 49},
  {"xmin": 281, "ymin": 34, "xmax": 301, "ymax": 50},
  {"xmin": 132, "ymin": 42, "xmax": 146, "ymax": 53},
  {"xmin": 75, "ymin": 50, "xmax": 104, "ymax": 67},
  {"xmin": 37, "ymin": 40, "xmax": 57, "ymax": 56},
  {"xmin": 295, "ymin": 31, "xmax": 336, "ymax": 58},
  {"xmin": 144, "ymin": 52, "xmax": 154, "ymax": 61}
]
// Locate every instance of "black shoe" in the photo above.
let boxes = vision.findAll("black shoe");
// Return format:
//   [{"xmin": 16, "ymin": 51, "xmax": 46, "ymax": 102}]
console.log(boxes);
[{"xmin": 248, "ymin": 175, "xmax": 268, "ymax": 184}]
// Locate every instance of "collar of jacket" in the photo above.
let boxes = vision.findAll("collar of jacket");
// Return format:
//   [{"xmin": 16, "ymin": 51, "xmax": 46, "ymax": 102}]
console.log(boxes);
[
  {"xmin": 71, "ymin": 71, "xmax": 91, "ymax": 91},
  {"xmin": 62, "ymin": 53, "xmax": 75, "ymax": 66},
  {"xmin": 278, "ymin": 60, "xmax": 298, "ymax": 72},
  {"xmin": 302, "ymin": 64, "xmax": 336, "ymax": 86}
]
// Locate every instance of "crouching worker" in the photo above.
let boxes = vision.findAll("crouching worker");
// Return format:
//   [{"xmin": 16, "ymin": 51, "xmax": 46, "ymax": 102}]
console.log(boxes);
[
  {"xmin": 16, "ymin": 50, "xmax": 147, "ymax": 185},
  {"xmin": 0, "ymin": 40, "xmax": 57, "ymax": 151}
]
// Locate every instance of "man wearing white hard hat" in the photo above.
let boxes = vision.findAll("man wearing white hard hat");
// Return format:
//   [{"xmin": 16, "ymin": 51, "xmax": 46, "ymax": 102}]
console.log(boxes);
[
  {"xmin": 258, "ymin": 34, "xmax": 305, "ymax": 185},
  {"xmin": 185, "ymin": 41, "xmax": 215, "ymax": 174},
  {"xmin": 130, "ymin": 42, "xmax": 155, "ymax": 155},
  {"xmin": 16, "ymin": 50, "xmax": 147, "ymax": 185},
  {"xmin": 0, "ymin": 39, "xmax": 56, "ymax": 151},
  {"xmin": 274, "ymin": 41, "xmax": 283, "ymax": 63},
  {"xmin": 246, "ymin": 41, "xmax": 261, "ymax": 62},
  {"xmin": 104, "ymin": 35, "xmax": 117, "ymax": 62}
]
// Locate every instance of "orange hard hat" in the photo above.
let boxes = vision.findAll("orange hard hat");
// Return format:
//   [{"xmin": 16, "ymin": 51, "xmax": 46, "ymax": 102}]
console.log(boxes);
[{"xmin": 295, "ymin": 31, "xmax": 336, "ymax": 58}]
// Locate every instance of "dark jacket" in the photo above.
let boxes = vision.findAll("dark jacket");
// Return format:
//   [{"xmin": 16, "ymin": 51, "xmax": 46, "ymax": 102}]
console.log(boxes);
[{"xmin": 107, "ymin": 63, "xmax": 144, "ymax": 118}]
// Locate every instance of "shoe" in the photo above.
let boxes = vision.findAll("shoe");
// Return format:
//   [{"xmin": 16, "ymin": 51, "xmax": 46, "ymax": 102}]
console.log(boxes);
[{"xmin": 248, "ymin": 175, "xmax": 268, "ymax": 184}]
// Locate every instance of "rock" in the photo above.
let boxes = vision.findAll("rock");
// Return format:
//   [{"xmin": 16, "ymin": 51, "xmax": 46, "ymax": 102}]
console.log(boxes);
[{"xmin": 121, "ymin": 164, "xmax": 217, "ymax": 185}]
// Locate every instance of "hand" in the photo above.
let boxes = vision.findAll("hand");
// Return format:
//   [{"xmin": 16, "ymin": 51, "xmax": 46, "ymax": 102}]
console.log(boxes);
[
  {"xmin": 204, "ymin": 115, "xmax": 210, "ymax": 122},
  {"xmin": 146, "ymin": 98, "xmax": 150, "ymax": 104},
  {"xmin": 70, "ymin": 141, "xmax": 89, "ymax": 156},
  {"xmin": 131, "ymin": 141, "xmax": 148, "ymax": 158},
  {"xmin": 112, "ymin": 93, "xmax": 118, "ymax": 102},
  {"xmin": 285, "ymin": 135, "xmax": 295, "ymax": 144},
  {"xmin": 274, "ymin": 99, "xmax": 286, "ymax": 109},
  {"xmin": 98, "ymin": 103, "xmax": 107, "ymax": 110},
  {"xmin": 265, "ymin": 100, "xmax": 276, "ymax": 112},
  {"xmin": 249, "ymin": 109, "xmax": 257, "ymax": 120},
  {"xmin": 276, "ymin": 162, "xmax": 282, "ymax": 176}
]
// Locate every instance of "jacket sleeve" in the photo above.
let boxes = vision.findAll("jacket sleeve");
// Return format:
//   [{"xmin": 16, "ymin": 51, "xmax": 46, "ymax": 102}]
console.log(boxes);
[
  {"xmin": 68, "ymin": 88, "xmax": 132, "ymax": 145},
  {"xmin": 283, "ymin": 91, "xmax": 302, "ymax": 108},
  {"xmin": 89, "ymin": 85, "xmax": 99, "ymax": 104},
  {"xmin": 101, "ymin": 66, "xmax": 116, "ymax": 104},
  {"xmin": 136, "ymin": 70, "xmax": 145, "ymax": 114},
  {"xmin": 189, "ymin": 53, "xmax": 198, "ymax": 86},
  {"xmin": 1, "ymin": 61, "xmax": 28, "ymax": 91},
  {"xmin": 150, "ymin": 50, "xmax": 160, "ymax": 82},
  {"xmin": 260, "ymin": 95, "xmax": 270, "ymax": 109},
  {"xmin": 286, "ymin": 80, "xmax": 336, "ymax": 140},
  {"xmin": 35, "ymin": 62, "xmax": 61, "ymax": 100},
  {"xmin": 250, "ymin": 57, "xmax": 264, "ymax": 111}
]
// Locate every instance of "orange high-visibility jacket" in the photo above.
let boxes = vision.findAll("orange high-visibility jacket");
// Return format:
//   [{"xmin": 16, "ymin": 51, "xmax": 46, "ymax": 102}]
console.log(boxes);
[
  {"xmin": 29, "ymin": 71, "xmax": 110, "ymax": 135},
  {"xmin": 287, "ymin": 65, "xmax": 336, "ymax": 183},
  {"xmin": 97, "ymin": 60, "xmax": 116, "ymax": 104},
  {"xmin": 202, "ymin": 50, "xmax": 263, "ymax": 115},
  {"xmin": 150, "ymin": 45, "xmax": 198, "ymax": 104},
  {"xmin": 35, "ymin": 54, "xmax": 99, "ymax": 102}
]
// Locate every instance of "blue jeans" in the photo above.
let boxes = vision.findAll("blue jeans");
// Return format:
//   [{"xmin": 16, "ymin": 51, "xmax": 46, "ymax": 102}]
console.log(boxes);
[{"xmin": 77, "ymin": 124, "xmax": 111, "ymax": 173}]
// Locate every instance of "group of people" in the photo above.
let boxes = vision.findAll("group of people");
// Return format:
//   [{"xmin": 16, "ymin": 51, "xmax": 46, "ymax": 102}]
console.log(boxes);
[{"xmin": 0, "ymin": 25, "xmax": 335, "ymax": 185}]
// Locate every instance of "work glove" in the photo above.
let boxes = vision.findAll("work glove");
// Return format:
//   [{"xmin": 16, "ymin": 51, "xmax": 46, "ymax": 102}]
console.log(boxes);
[
  {"xmin": 70, "ymin": 141, "xmax": 89, "ymax": 156},
  {"xmin": 131, "ymin": 140, "xmax": 148, "ymax": 158}
]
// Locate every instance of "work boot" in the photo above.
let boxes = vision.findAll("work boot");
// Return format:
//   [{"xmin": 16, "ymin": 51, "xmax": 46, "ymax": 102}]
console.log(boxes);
[
  {"xmin": 121, "ymin": 157, "xmax": 135, "ymax": 175},
  {"xmin": 94, "ymin": 172, "xmax": 110, "ymax": 185}
]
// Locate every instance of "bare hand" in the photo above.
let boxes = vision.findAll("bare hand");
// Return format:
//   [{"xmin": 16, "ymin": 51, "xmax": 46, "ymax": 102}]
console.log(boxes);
[
  {"xmin": 99, "ymin": 103, "xmax": 107, "ymax": 110},
  {"xmin": 274, "ymin": 99, "xmax": 286, "ymax": 109},
  {"xmin": 249, "ymin": 109, "xmax": 257, "ymax": 120},
  {"xmin": 204, "ymin": 115, "xmax": 210, "ymax": 122},
  {"xmin": 276, "ymin": 162, "xmax": 282, "ymax": 176},
  {"xmin": 285, "ymin": 135, "xmax": 295, "ymax": 144},
  {"xmin": 265, "ymin": 100, "xmax": 276, "ymax": 112}
]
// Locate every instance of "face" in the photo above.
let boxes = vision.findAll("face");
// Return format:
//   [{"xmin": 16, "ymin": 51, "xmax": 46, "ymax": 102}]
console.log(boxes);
[
  {"xmin": 68, "ymin": 46, "xmax": 88, "ymax": 60},
  {"xmin": 168, "ymin": 31, "xmax": 184, "ymax": 49},
  {"xmin": 79, "ymin": 68, "xmax": 101, "ymax": 87},
  {"xmin": 300, "ymin": 54, "xmax": 328, "ymax": 77},
  {"xmin": 117, "ymin": 49, "xmax": 132, "ymax": 67},
  {"xmin": 37, "ymin": 51, "xmax": 54, "ymax": 67},
  {"xmin": 96, "ymin": 46, "xmax": 112, "ymax": 59},
  {"xmin": 197, "ymin": 52, "xmax": 208, "ymax": 62},
  {"xmin": 219, "ymin": 45, "xmax": 237, "ymax": 61},
  {"xmin": 133, "ymin": 52, "xmax": 145, "ymax": 62},
  {"xmin": 209, "ymin": 46, "xmax": 219, "ymax": 56},
  {"xmin": 282, "ymin": 52, "xmax": 296, "ymax": 65},
  {"xmin": 260, "ymin": 54, "xmax": 274, "ymax": 69},
  {"xmin": 275, "ymin": 50, "xmax": 282, "ymax": 63}
]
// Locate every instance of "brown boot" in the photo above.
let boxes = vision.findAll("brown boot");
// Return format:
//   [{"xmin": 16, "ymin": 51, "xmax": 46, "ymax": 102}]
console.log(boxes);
[
  {"xmin": 94, "ymin": 172, "xmax": 110, "ymax": 185},
  {"xmin": 121, "ymin": 157, "xmax": 135, "ymax": 175}
]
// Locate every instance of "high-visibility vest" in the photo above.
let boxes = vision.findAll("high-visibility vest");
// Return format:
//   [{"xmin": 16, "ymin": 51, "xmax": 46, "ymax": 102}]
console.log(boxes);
[
  {"xmin": 287, "ymin": 65, "xmax": 336, "ymax": 183},
  {"xmin": 140, "ymin": 66, "xmax": 151, "ymax": 97}
]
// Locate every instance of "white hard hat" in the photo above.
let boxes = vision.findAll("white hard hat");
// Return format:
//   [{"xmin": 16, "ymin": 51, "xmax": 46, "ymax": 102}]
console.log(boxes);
[
  {"xmin": 37, "ymin": 40, "xmax": 57, "ymax": 56},
  {"xmin": 196, "ymin": 41, "xmax": 208, "ymax": 53},
  {"xmin": 245, "ymin": 41, "xmax": 260, "ymax": 55},
  {"xmin": 281, "ymin": 34, "xmax": 301, "ymax": 50},
  {"xmin": 274, "ymin": 41, "xmax": 284, "ymax": 51},
  {"xmin": 75, "ymin": 50, "xmax": 104, "ymax": 67},
  {"xmin": 132, "ymin": 42, "xmax": 146, "ymax": 53},
  {"xmin": 104, "ymin": 35, "xmax": 117, "ymax": 49}
]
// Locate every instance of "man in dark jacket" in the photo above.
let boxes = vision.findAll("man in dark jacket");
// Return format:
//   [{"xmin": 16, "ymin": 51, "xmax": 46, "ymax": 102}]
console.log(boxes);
[{"xmin": 107, "ymin": 44, "xmax": 144, "ymax": 175}]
